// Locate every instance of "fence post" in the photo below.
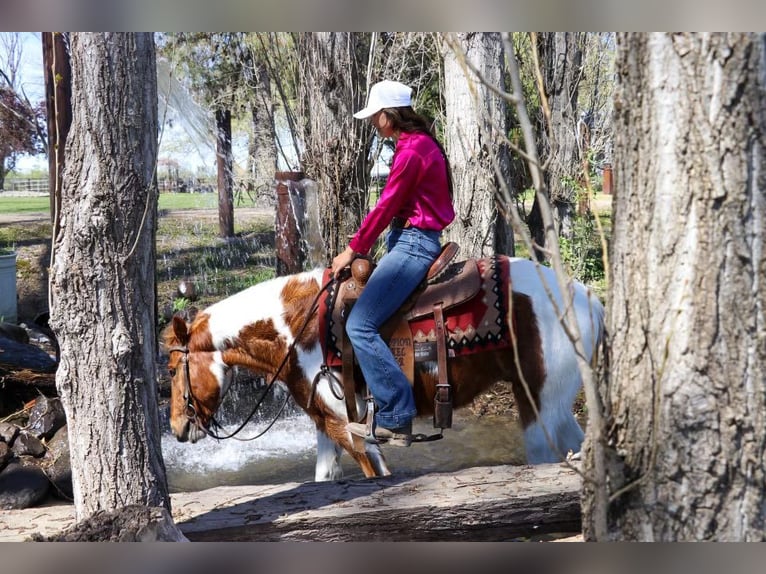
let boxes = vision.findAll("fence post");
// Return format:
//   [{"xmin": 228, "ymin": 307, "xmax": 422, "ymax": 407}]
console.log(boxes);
[
  {"xmin": 602, "ymin": 164, "xmax": 613, "ymax": 195},
  {"xmin": 275, "ymin": 171, "xmax": 306, "ymax": 276}
]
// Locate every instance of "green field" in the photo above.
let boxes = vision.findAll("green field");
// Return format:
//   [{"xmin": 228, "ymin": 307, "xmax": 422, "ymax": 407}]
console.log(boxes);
[{"xmin": 0, "ymin": 192, "xmax": 222, "ymax": 216}]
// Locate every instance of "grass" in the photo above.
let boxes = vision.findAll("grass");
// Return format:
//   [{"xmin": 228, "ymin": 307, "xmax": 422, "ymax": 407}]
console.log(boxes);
[
  {"xmin": 2, "ymin": 194, "xmax": 277, "ymax": 330},
  {"xmin": 0, "ymin": 192, "xmax": 223, "ymax": 216},
  {"xmin": 154, "ymin": 215, "xmax": 276, "ymax": 326},
  {"xmin": 4, "ymin": 190, "xmax": 612, "ymax": 319},
  {"xmin": 0, "ymin": 195, "xmax": 50, "ymax": 214}
]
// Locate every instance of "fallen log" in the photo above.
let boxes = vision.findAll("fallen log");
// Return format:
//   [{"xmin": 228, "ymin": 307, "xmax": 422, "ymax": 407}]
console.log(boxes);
[
  {"xmin": 2, "ymin": 462, "xmax": 583, "ymax": 542},
  {"xmin": 174, "ymin": 462, "xmax": 582, "ymax": 541}
]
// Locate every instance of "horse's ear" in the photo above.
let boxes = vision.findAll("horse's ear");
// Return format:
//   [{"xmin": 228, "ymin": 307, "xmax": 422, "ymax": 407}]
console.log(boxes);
[
  {"xmin": 172, "ymin": 314, "xmax": 190, "ymax": 345},
  {"xmin": 186, "ymin": 306, "xmax": 199, "ymax": 322}
]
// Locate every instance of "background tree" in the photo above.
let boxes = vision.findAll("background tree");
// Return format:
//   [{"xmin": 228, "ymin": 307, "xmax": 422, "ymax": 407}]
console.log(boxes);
[
  {"xmin": 527, "ymin": 32, "xmax": 587, "ymax": 257},
  {"xmin": 582, "ymin": 32, "xmax": 766, "ymax": 541},
  {"xmin": 0, "ymin": 86, "xmax": 44, "ymax": 190},
  {"xmin": 295, "ymin": 32, "xmax": 371, "ymax": 260},
  {"xmin": 242, "ymin": 47, "xmax": 277, "ymax": 199},
  {"xmin": 257, "ymin": 32, "xmax": 446, "ymax": 265},
  {"xmin": 0, "ymin": 32, "xmax": 46, "ymax": 191},
  {"xmin": 443, "ymin": 32, "xmax": 513, "ymax": 258},
  {"xmin": 42, "ymin": 32, "xmax": 71, "ymax": 233},
  {"xmin": 49, "ymin": 32, "xmax": 170, "ymax": 520},
  {"xmin": 159, "ymin": 32, "xmax": 260, "ymax": 238}
]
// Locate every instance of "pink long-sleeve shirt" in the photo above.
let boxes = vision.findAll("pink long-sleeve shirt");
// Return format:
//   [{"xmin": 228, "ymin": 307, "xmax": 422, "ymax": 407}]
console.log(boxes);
[{"xmin": 348, "ymin": 131, "xmax": 455, "ymax": 255}]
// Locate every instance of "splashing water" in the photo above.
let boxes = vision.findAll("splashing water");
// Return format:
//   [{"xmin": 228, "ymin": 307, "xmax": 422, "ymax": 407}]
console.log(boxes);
[{"xmin": 162, "ymin": 413, "xmax": 316, "ymax": 472}]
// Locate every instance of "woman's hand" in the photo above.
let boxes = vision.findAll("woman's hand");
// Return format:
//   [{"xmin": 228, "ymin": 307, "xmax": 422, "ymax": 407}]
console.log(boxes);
[{"xmin": 331, "ymin": 246, "xmax": 357, "ymax": 279}]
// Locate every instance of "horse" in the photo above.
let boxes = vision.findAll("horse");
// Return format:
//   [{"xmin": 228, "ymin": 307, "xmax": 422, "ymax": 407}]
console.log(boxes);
[{"xmin": 162, "ymin": 256, "xmax": 605, "ymax": 481}]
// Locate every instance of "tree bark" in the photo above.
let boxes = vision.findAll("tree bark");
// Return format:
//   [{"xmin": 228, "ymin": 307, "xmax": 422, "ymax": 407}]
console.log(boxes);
[
  {"xmin": 582, "ymin": 32, "xmax": 766, "ymax": 541},
  {"xmin": 42, "ymin": 32, "xmax": 71, "ymax": 238},
  {"xmin": 247, "ymin": 61, "xmax": 277, "ymax": 197},
  {"xmin": 49, "ymin": 33, "xmax": 170, "ymax": 521},
  {"xmin": 443, "ymin": 32, "xmax": 513, "ymax": 258},
  {"xmin": 216, "ymin": 108, "xmax": 234, "ymax": 238},
  {"xmin": 297, "ymin": 32, "xmax": 371, "ymax": 262},
  {"xmin": 528, "ymin": 32, "xmax": 586, "ymax": 255}
]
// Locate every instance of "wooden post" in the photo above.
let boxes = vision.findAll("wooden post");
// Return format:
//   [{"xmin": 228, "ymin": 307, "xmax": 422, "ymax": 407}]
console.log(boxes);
[
  {"xmin": 216, "ymin": 108, "xmax": 234, "ymax": 238},
  {"xmin": 274, "ymin": 171, "xmax": 306, "ymax": 276},
  {"xmin": 602, "ymin": 163, "xmax": 613, "ymax": 195}
]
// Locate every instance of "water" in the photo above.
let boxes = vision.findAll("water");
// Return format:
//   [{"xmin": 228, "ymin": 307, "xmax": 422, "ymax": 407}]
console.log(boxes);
[{"xmin": 161, "ymin": 400, "xmax": 528, "ymax": 493}]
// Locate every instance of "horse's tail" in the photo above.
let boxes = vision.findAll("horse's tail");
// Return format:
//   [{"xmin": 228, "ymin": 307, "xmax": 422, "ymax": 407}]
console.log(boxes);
[{"xmin": 592, "ymin": 307, "xmax": 609, "ymax": 378}]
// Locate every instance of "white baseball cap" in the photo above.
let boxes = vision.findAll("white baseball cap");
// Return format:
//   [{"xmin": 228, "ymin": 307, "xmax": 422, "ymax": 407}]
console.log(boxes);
[{"xmin": 353, "ymin": 80, "xmax": 413, "ymax": 119}]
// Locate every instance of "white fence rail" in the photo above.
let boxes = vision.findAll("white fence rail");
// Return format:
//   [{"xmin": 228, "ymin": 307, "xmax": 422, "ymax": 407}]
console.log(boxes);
[{"xmin": 3, "ymin": 178, "xmax": 50, "ymax": 194}]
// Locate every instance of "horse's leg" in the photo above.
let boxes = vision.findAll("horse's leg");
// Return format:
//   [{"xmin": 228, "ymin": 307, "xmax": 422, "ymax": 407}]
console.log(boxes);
[
  {"xmin": 364, "ymin": 442, "xmax": 391, "ymax": 477},
  {"xmin": 524, "ymin": 406, "xmax": 584, "ymax": 463},
  {"xmin": 315, "ymin": 429, "xmax": 344, "ymax": 481},
  {"xmin": 523, "ymin": 356, "xmax": 585, "ymax": 464},
  {"xmin": 315, "ymin": 421, "xmax": 391, "ymax": 479}
]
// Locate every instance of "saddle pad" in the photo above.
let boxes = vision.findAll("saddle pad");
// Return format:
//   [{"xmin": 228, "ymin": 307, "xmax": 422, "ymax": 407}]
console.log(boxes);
[
  {"xmin": 319, "ymin": 256, "xmax": 512, "ymax": 368},
  {"xmin": 319, "ymin": 268, "xmax": 344, "ymax": 367}
]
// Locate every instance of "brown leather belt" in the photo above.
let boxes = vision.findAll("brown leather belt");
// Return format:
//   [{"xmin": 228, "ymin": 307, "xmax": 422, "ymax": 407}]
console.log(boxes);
[{"xmin": 391, "ymin": 216, "xmax": 412, "ymax": 229}]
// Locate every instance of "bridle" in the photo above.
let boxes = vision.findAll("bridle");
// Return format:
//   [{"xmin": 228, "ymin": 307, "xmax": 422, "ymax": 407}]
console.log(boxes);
[
  {"xmin": 167, "ymin": 342, "xmax": 291, "ymax": 441},
  {"xmin": 168, "ymin": 275, "xmax": 338, "ymax": 441},
  {"xmin": 166, "ymin": 344, "xmax": 202, "ymax": 429}
]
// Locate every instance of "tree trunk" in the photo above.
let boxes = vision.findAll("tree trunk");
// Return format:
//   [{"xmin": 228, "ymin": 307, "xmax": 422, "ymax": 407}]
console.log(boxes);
[
  {"xmin": 247, "ymin": 61, "xmax": 277, "ymax": 198},
  {"xmin": 443, "ymin": 32, "xmax": 513, "ymax": 258},
  {"xmin": 49, "ymin": 33, "xmax": 170, "ymax": 521},
  {"xmin": 582, "ymin": 32, "xmax": 766, "ymax": 541},
  {"xmin": 216, "ymin": 108, "xmax": 234, "ymax": 238},
  {"xmin": 528, "ymin": 32, "xmax": 586, "ymax": 255},
  {"xmin": 297, "ymin": 32, "xmax": 371, "ymax": 262},
  {"xmin": 42, "ymin": 32, "xmax": 71, "ymax": 237}
]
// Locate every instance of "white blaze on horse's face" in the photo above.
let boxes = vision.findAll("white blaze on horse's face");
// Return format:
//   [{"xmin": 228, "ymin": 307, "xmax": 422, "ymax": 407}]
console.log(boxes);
[{"xmin": 168, "ymin": 349, "xmax": 232, "ymax": 443}]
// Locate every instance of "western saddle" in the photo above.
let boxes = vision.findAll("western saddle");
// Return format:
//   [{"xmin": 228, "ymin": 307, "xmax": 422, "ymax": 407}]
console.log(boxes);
[{"xmin": 325, "ymin": 242, "xmax": 484, "ymax": 450}]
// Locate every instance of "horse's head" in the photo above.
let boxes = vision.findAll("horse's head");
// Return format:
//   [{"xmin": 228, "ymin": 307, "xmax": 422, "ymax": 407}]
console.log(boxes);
[{"xmin": 163, "ymin": 313, "xmax": 233, "ymax": 443}]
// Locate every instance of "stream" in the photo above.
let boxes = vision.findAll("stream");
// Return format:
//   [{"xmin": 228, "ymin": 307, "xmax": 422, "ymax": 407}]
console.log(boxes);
[{"xmin": 159, "ymin": 383, "xmax": 527, "ymax": 492}]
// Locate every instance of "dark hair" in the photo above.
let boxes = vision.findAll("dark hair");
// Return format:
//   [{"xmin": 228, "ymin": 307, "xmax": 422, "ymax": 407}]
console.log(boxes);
[{"xmin": 382, "ymin": 106, "xmax": 454, "ymax": 200}]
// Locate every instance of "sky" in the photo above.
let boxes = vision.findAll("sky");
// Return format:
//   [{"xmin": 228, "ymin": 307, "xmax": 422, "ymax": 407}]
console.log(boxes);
[
  {"xmin": 8, "ymin": 33, "xmax": 44, "ymax": 171},
  {"xmin": 7, "ymin": 32, "xmax": 389, "ymax": 179},
  {"xmin": 9, "ymin": 32, "xmax": 226, "ymax": 175}
]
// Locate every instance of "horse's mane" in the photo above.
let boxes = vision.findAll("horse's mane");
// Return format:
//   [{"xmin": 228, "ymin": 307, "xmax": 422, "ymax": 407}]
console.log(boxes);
[
  {"xmin": 160, "ymin": 306, "xmax": 210, "ymax": 352},
  {"xmin": 161, "ymin": 268, "xmax": 328, "ymax": 355}
]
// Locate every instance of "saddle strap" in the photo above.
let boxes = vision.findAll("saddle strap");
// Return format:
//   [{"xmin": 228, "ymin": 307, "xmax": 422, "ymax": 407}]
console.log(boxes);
[
  {"xmin": 341, "ymin": 302, "xmax": 366, "ymax": 453},
  {"xmin": 433, "ymin": 303, "xmax": 453, "ymax": 429}
]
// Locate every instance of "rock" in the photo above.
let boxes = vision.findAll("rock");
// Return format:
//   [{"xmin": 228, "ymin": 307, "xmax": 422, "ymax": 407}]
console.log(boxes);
[
  {"xmin": 27, "ymin": 397, "xmax": 66, "ymax": 440},
  {"xmin": 0, "ymin": 462, "xmax": 50, "ymax": 509},
  {"xmin": 0, "ymin": 322, "xmax": 29, "ymax": 344},
  {"xmin": 30, "ymin": 505, "xmax": 189, "ymax": 542},
  {"xmin": 177, "ymin": 278, "xmax": 198, "ymax": 301},
  {"xmin": 0, "ymin": 335, "xmax": 57, "ymax": 372},
  {"xmin": 43, "ymin": 425, "xmax": 72, "ymax": 500},
  {"xmin": 0, "ymin": 441, "xmax": 10, "ymax": 470},
  {"xmin": 10, "ymin": 430, "xmax": 46, "ymax": 457},
  {"xmin": 0, "ymin": 421, "xmax": 20, "ymax": 444}
]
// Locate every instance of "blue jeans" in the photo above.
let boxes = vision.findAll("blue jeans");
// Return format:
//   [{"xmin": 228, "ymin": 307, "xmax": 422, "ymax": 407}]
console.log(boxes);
[{"xmin": 346, "ymin": 227, "xmax": 443, "ymax": 429}]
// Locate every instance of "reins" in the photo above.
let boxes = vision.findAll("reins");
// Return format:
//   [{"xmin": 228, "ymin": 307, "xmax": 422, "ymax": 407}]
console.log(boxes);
[{"xmin": 171, "ymin": 274, "xmax": 338, "ymax": 441}]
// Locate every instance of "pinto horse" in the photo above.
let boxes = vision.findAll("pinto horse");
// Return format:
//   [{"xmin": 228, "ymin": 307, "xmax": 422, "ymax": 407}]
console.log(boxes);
[{"xmin": 163, "ymin": 256, "xmax": 604, "ymax": 481}]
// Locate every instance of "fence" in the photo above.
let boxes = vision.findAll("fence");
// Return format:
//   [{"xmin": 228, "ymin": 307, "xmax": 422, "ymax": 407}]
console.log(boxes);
[
  {"xmin": 1, "ymin": 177, "xmax": 215, "ymax": 195},
  {"xmin": 2, "ymin": 176, "xmax": 273, "ymax": 205},
  {"xmin": 3, "ymin": 178, "xmax": 49, "ymax": 194},
  {"xmin": 158, "ymin": 177, "xmax": 215, "ymax": 194}
]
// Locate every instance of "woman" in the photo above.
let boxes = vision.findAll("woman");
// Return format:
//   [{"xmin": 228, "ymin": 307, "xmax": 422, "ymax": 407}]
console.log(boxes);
[{"xmin": 332, "ymin": 80, "xmax": 455, "ymax": 447}]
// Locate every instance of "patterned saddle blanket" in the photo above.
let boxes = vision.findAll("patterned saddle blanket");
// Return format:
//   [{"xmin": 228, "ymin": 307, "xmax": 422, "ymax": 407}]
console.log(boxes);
[{"xmin": 318, "ymin": 255, "xmax": 512, "ymax": 372}]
